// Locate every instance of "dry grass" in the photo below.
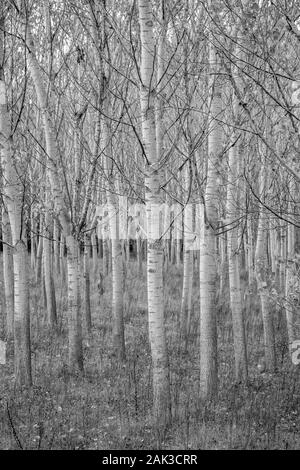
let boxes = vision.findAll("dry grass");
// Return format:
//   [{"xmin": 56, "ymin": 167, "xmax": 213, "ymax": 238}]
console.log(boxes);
[{"xmin": 0, "ymin": 258, "xmax": 299, "ymax": 449}]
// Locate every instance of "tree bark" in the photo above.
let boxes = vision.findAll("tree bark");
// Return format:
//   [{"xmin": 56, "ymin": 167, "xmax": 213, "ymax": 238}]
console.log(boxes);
[
  {"xmin": 138, "ymin": 0, "xmax": 171, "ymax": 427},
  {"xmin": 0, "ymin": 12, "xmax": 32, "ymax": 386},
  {"xmin": 226, "ymin": 142, "xmax": 248, "ymax": 382},
  {"xmin": 255, "ymin": 166, "xmax": 276, "ymax": 371},
  {"xmin": 2, "ymin": 207, "xmax": 14, "ymax": 339},
  {"xmin": 199, "ymin": 37, "xmax": 221, "ymax": 400}
]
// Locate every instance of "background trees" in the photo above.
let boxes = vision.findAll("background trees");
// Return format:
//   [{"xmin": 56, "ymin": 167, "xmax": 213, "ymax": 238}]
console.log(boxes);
[{"xmin": 0, "ymin": 0, "xmax": 300, "ymax": 450}]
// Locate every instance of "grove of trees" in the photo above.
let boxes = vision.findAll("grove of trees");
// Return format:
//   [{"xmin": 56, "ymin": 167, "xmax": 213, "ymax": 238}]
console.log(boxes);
[{"xmin": 0, "ymin": 0, "xmax": 300, "ymax": 450}]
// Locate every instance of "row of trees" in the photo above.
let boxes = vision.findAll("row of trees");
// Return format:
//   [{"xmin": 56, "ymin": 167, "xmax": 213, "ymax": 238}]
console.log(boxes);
[{"xmin": 0, "ymin": 0, "xmax": 300, "ymax": 429}]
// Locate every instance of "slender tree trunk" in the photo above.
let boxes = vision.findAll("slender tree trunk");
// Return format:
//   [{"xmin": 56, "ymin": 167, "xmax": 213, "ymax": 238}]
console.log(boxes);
[
  {"xmin": 246, "ymin": 216, "xmax": 255, "ymax": 287},
  {"xmin": 180, "ymin": 28, "xmax": 195, "ymax": 340},
  {"xmin": 2, "ymin": 207, "xmax": 14, "ymax": 338},
  {"xmin": 269, "ymin": 218, "xmax": 277, "ymax": 277},
  {"xmin": 103, "ymin": 238, "xmax": 109, "ymax": 276},
  {"xmin": 35, "ymin": 216, "xmax": 43, "ymax": 284},
  {"xmin": 219, "ymin": 234, "xmax": 226, "ymax": 295},
  {"xmin": 66, "ymin": 235, "xmax": 83, "ymax": 371},
  {"xmin": 0, "ymin": 13, "xmax": 32, "ymax": 386},
  {"xmin": 109, "ymin": 217, "xmax": 126, "ymax": 360},
  {"xmin": 91, "ymin": 231, "xmax": 98, "ymax": 274},
  {"xmin": 285, "ymin": 171, "xmax": 297, "ymax": 351},
  {"xmin": 138, "ymin": 0, "xmax": 171, "ymax": 427},
  {"xmin": 174, "ymin": 203, "xmax": 182, "ymax": 266},
  {"xmin": 60, "ymin": 233, "xmax": 66, "ymax": 283},
  {"xmin": 226, "ymin": 141, "xmax": 248, "ymax": 382},
  {"xmin": 44, "ymin": 205, "xmax": 57, "ymax": 327},
  {"xmin": 186, "ymin": 256, "xmax": 194, "ymax": 339},
  {"xmin": 199, "ymin": 36, "xmax": 222, "ymax": 400},
  {"xmin": 30, "ymin": 210, "xmax": 36, "ymax": 271},
  {"xmin": 181, "ymin": 200, "xmax": 193, "ymax": 339},
  {"xmin": 83, "ymin": 233, "xmax": 92, "ymax": 335},
  {"xmin": 24, "ymin": 17, "xmax": 84, "ymax": 371},
  {"xmin": 171, "ymin": 220, "xmax": 176, "ymax": 264},
  {"xmin": 279, "ymin": 220, "xmax": 286, "ymax": 293},
  {"xmin": 102, "ymin": 117, "xmax": 126, "ymax": 360},
  {"xmin": 13, "ymin": 240, "xmax": 32, "ymax": 385},
  {"xmin": 255, "ymin": 167, "xmax": 276, "ymax": 371},
  {"xmin": 53, "ymin": 219, "xmax": 60, "ymax": 275}
]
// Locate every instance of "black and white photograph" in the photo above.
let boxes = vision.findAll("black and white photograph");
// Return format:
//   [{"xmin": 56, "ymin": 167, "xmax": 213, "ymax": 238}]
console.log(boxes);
[{"xmin": 0, "ymin": 0, "xmax": 299, "ymax": 453}]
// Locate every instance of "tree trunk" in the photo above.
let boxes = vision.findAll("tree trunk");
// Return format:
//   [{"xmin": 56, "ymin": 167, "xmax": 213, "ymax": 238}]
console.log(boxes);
[
  {"xmin": 2, "ymin": 207, "xmax": 14, "ymax": 338},
  {"xmin": 255, "ymin": 167, "xmax": 276, "ymax": 371},
  {"xmin": 199, "ymin": 37, "xmax": 222, "ymax": 400},
  {"xmin": 110, "ymin": 216, "xmax": 126, "ymax": 360},
  {"xmin": 226, "ymin": 142, "xmax": 248, "ymax": 382},
  {"xmin": 181, "ymin": 201, "xmax": 193, "ymax": 339},
  {"xmin": 35, "ymin": 216, "xmax": 44, "ymax": 284},
  {"xmin": 138, "ymin": 0, "xmax": 171, "ymax": 427},
  {"xmin": 285, "ymin": 170, "xmax": 297, "ymax": 352},
  {"xmin": 84, "ymin": 233, "xmax": 92, "ymax": 335},
  {"xmin": 0, "ymin": 14, "xmax": 32, "ymax": 386},
  {"xmin": 53, "ymin": 218, "xmax": 60, "ymax": 275},
  {"xmin": 66, "ymin": 235, "xmax": 83, "ymax": 371},
  {"xmin": 44, "ymin": 207, "xmax": 57, "ymax": 327},
  {"xmin": 30, "ymin": 210, "xmax": 36, "ymax": 271}
]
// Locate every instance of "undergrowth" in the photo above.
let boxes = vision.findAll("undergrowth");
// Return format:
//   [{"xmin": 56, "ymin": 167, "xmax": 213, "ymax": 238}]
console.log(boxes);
[{"xmin": 0, "ymin": 259, "xmax": 299, "ymax": 449}]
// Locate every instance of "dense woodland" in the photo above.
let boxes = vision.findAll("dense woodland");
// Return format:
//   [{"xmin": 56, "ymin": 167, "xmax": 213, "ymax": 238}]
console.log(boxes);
[{"xmin": 0, "ymin": 0, "xmax": 300, "ymax": 450}]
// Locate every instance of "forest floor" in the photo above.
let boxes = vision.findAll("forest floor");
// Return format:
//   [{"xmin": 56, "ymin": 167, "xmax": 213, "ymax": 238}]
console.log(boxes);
[{"xmin": 0, "ymin": 258, "xmax": 300, "ymax": 450}]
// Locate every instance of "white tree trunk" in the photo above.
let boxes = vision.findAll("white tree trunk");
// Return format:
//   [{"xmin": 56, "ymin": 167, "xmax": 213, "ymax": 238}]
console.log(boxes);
[
  {"xmin": 246, "ymin": 216, "xmax": 255, "ymax": 287},
  {"xmin": 199, "ymin": 38, "xmax": 221, "ymax": 400},
  {"xmin": 226, "ymin": 142, "xmax": 248, "ymax": 381},
  {"xmin": 255, "ymin": 167, "xmax": 276, "ymax": 371},
  {"xmin": 181, "ymin": 200, "xmax": 194, "ymax": 339},
  {"xmin": 44, "ymin": 205, "xmax": 57, "ymax": 327},
  {"xmin": 2, "ymin": 207, "xmax": 14, "ymax": 338},
  {"xmin": 35, "ymin": 215, "xmax": 43, "ymax": 284},
  {"xmin": 53, "ymin": 219, "xmax": 60, "ymax": 275},
  {"xmin": 59, "ymin": 232, "xmax": 66, "ymax": 284},
  {"xmin": 24, "ymin": 18, "xmax": 83, "ymax": 371},
  {"xmin": 83, "ymin": 233, "xmax": 92, "ymax": 335},
  {"xmin": 30, "ymin": 209, "xmax": 36, "ymax": 271},
  {"xmin": 285, "ymin": 171, "xmax": 297, "ymax": 352},
  {"xmin": 66, "ymin": 235, "xmax": 83, "ymax": 371},
  {"xmin": 0, "ymin": 14, "xmax": 32, "ymax": 385},
  {"xmin": 138, "ymin": 0, "xmax": 170, "ymax": 426},
  {"xmin": 103, "ymin": 119, "xmax": 126, "ymax": 360}
]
